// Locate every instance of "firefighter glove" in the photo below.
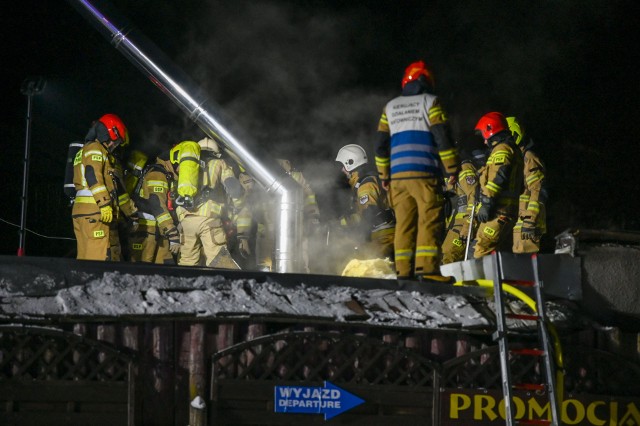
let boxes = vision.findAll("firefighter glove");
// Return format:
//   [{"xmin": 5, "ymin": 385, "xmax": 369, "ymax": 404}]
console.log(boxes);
[
  {"xmin": 237, "ymin": 235, "xmax": 251, "ymax": 259},
  {"xmin": 165, "ymin": 227, "xmax": 181, "ymax": 255},
  {"xmin": 521, "ymin": 219, "xmax": 536, "ymax": 240},
  {"xmin": 476, "ymin": 195, "xmax": 494, "ymax": 223},
  {"xmin": 169, "ymin": 240, "xmax": 181, "ymax": 256},
  {"xmin": 100, "ymin": 205, "xmax": 113, "ymax": 224}
]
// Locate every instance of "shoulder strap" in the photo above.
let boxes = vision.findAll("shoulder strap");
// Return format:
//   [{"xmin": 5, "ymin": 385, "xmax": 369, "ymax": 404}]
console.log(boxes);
[{"xmin": 133, "ymin": 163, "xmax": 171, "ymax": 196}]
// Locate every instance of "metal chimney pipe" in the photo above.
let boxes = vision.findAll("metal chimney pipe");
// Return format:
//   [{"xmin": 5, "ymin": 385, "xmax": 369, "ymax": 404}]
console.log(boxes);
[{"xmin": 67, "ymin": 0, "xmax": 303, "ymax": 272}]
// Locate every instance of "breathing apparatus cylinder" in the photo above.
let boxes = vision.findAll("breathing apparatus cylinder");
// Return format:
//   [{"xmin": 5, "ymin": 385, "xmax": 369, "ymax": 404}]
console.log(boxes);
[
  {"xmin": 64, "ymin": 141, "xmax": 84, "ymax": 200},
  {"xmin": 171, "ymin": 141, "xmax": 201, "ymax": 208}
]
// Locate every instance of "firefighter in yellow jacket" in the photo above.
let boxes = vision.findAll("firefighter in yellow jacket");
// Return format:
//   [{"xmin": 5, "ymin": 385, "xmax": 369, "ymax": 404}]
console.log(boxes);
[
  {"xmin": 507, "ymin": 116, "xmax": 547, "ymax": 253},
  {"xmin": 473, "ymin": 112, "xmax": 524, "ymax": 258},
  {"xmin": 129, "ymin": 150, "xmax": 180, "ymax": 264},
  {"xmin": 72, "ymin": 114, "xmax": 138, "ymax": 261},
  {"xmin": 374, "ymin": 60, "xmax": 459, "ymax": 281},
  {"xmin": 173, "ymin": 138, "xmax": 251, "ymax": 268},
  {"xmin": 335, "ymin": 144, "xmax": 395, "ymax": 262},
  {"xmin": 441, "ymin": 149, "xmax": 486, "ymax": 264}
]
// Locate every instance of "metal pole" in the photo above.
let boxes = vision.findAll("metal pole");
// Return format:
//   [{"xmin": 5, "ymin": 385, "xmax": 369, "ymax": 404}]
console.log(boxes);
[
  {"xmin": 18, "ymin": 77, "xmax": 45, "ymax": 256},
  {"xmin": 17, "ymin": 94, "xmax": 34, "ymax": 256}
]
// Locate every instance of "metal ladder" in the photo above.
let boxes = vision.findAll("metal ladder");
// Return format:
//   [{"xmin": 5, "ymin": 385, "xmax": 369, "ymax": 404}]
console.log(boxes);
[{"xmin": 490, "ymin": 251, "xmax": 561, "ymax": 426}]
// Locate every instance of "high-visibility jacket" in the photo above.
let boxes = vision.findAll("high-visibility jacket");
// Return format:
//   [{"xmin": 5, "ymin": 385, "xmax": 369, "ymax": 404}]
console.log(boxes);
[
  {"xmin": 449, "ymin": 160, "xmax": 481, "ymax": 238},
  {"xmin": 72, "ymin": 140, "xmax": 137, "ymax": 217},
  {"xmin": 133, "ymin": 162, "xmax": 177, "ymax": 238},
  {"xmin": 374, "ymin": 93, "xmax": 458, "ymax": 181},
  {"xmin": 518, "ymin": 144, "xmax": 547, "ymax": 233},
  {"xmin": 479, "ymin": 140, "xmax": 523, "ymax": 216},
  {"xmin": 340, "ymin": 170, "xmax": 395, "ymax": 241}
]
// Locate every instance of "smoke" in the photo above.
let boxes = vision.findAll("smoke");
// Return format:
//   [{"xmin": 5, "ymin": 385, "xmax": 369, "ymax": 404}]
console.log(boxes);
[
  {"xmin": 123, "ymin": 0, "xmax": 637, "ymax": 230},
  {"xmin": 157, "ymin": 0, "xmax": 395, "ymax": 219}
]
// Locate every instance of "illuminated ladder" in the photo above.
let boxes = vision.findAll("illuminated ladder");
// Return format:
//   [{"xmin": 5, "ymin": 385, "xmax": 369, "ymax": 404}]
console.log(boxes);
[{"xmin": 491, "ymin": 251, "xmax": 561, "ymax": 426}]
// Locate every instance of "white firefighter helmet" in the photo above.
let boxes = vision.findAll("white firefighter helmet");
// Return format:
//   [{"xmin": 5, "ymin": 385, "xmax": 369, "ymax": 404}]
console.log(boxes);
[
  {"xmin": 336, "ymin": 144, "xmax": 368, "ymax": 172},
  {"xmin": 198, "ymin": 137, "xmax": 222, "ymax": 157}
]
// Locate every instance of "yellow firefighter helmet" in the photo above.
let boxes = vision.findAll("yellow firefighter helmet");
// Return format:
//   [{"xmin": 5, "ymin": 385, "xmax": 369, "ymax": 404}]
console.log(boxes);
[{"xmin": 506, "ymin": 116, "xmax": 524, "ymax": 146}]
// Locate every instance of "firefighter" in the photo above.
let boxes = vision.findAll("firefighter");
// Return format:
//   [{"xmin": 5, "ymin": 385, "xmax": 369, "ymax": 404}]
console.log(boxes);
[
  {"xmin": 173, "ymin": 138, "xmax": 251, "ymax": 268},
  {"xmin": 473, "ymin": 112, "xmax": 524, "ymax": 258},
  {"xmin": 115, "ymin": 148, "xmax": 147, "ymax": 261},
  {"xmin": 128, "ymin": 150, "xmax": 180, "ymax": 264},
  {"xmin": 507, "ymin": 116, "xmax": 547, "ymax": 253},
  {"xmin": 233, "ymin": 163, "xmax": 262, "ymax": 270},
  {"xmin": 441, "ymin": 149, "xmax": 487, "ymax": 264},
  {"xmin": 374, "ymin": 60, "xmax": 459, "ymax": 281},
  {"xmin": 334, "ymin": 144, "xmax": 395, "ymax": 263},
  {"xmin": 71, "ymin": 113, "xmax": 138, "ymax": 261}
]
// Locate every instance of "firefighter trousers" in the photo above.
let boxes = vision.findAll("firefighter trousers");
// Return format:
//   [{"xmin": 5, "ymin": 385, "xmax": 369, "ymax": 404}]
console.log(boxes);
[
  {"xmin": 512, "ymin": 219, "xmax": 542, "ymax": 253},
  {"xmin": 129, "ymin": 223, "xmax": 175, "ymax": 264},
  {"xmin": 72, "ymin": 203, "xmax": 121, "ymax": 261},
  {"xmin": 473, "ymin": 214, "xmax": 515, "ymax": 258},
  {"xmin": 512, "ymin": 209, "xmax": 546, "ymax": 254},
  {"xmin": 371, "ymin": 227, "xmax": 396, "ymax": 260},
  {"xmin": 441, "ymin": 215, "xmax": 467, "ymax": 265},
  {"xmin": 389, "ymin": 177, "xmax": 443, "ymax": 278},
  {"xmin": 178, "ymin": 215, "xmax": 238, "ymax": 268}
]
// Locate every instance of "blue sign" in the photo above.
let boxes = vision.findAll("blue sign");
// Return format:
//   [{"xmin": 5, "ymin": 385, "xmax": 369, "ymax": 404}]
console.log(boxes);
[{"xmin": 274, "ymin": 381, "xmax": 365, "ymax": 420}]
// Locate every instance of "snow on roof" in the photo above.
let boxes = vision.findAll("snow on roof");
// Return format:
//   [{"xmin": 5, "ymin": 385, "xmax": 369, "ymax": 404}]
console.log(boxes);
[{"xmin": 1, "ymin": 271, "xmax": 491, "ymax": 330}]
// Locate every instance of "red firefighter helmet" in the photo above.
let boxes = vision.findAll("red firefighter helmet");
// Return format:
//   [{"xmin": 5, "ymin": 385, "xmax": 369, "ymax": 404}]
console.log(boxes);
[
  {"xmin": 475, "ymin": 112, "xmax": 508, "ymax": 140},
  {"xmin": 98, "ymin": 113, "xmax": 129, "ymax": 147},
  {"xmin": 401, "ymin": 60, "xmax": 434, "ymax": 89}
]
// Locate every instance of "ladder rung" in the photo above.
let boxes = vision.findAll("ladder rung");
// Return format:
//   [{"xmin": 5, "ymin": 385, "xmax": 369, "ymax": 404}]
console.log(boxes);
[
  {"xmin": 513, "ymin": 383, "xmax": 546, "ymax": 391},
  {"xmin": 506, "ymin": 313, "xmax": 540, "ymax": 321},
  {"xmin": 517, "ymin": 419, "xmax": 551, "ymax": 425},
  {"xmin": 502, "ymin": 279, "xmax": 535, "ymax": 287},
  {"xmin": 510, "ymin": 348, "xmax": 545, "ymax": 356}
]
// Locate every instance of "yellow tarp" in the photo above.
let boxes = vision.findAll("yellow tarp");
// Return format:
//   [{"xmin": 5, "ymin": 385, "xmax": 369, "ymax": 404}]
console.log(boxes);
[{"xmin": 341, "ymin": 258, "xmax": 396, "ymax": 279}]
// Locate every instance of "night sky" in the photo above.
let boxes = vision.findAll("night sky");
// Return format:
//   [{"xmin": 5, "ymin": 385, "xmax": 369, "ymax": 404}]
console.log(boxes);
[{"xmin": 1, "ymin": 0, "xmax": 638, "ymax": 256}]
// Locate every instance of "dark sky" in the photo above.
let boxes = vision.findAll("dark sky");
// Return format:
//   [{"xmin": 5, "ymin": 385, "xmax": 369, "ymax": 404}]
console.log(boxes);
[{"xmin": 1, "ymin": 0, "xmax": 638, "ymax": 256}]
